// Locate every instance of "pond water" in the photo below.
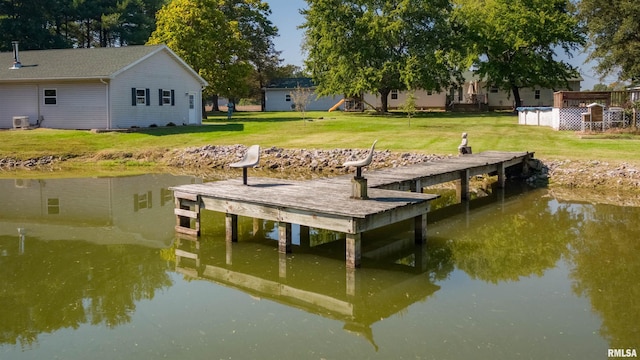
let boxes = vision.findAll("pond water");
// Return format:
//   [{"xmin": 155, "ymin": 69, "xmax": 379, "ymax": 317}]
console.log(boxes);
[{"xmin": 0, "ymin": 174, "xmax": 638, "ymax": 359}]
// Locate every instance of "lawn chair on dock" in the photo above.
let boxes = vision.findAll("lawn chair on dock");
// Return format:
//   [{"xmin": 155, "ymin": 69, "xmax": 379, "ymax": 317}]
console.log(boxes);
[
  {"xmin": 230, "ymin": 145, "xmax": 260, "ymax": 185},
  {"xmin": 342, "ymin": 140, "xmax": 377, "ymax": 199}
]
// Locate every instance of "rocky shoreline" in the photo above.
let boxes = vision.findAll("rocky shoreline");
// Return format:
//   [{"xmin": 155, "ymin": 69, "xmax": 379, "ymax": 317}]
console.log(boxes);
[{"xmin": 2, "ymin": 144, "xmax": 640, "ymax": 193}]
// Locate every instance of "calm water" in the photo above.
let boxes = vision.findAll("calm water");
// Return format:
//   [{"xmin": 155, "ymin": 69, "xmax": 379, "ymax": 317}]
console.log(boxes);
[{"xmin": 0, "ymin": 174, "xmax": 638, "ymax": 359}]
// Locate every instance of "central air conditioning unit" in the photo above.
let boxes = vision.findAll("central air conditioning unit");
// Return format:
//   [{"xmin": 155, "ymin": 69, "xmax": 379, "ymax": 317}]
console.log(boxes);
[
  {"xmin": 12, "ymin": 116, "xmax": 30, "ymax": 129},
  {"xmin": 15, "ymin": 179, "xmax": 31, "ymax": 188}
]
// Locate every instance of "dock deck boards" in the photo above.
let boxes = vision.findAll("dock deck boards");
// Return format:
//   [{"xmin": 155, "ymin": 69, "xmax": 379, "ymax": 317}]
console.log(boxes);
[{"xmin": 170, "ymin": 150, "xmax": 534, "ymax": 268}]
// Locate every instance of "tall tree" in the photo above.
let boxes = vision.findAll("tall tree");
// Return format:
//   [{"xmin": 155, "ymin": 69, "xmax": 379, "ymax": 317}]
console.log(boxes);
[
  {"xmin": 0, "ymin": 0, "xmax": 164, "ymax": 50},
  {"xmin": 579, "ymin": 0, "xmax": 640, "ymax": 84},
  {"xmin": 454, "ymin": 0, "xmax": 586, "ymax": 109},
  {"xmin": 220, "ymin": 0, "xmax": 281, "ymax": 110},
  {"xmin": 147, "ymin": 0, "xmax": 253, "ymax": 117},
  {"xmin": 0, "ymin": 0, "xmax": 71, "ymax": 50},
  {"xmin": 301, "ymin": 0, "xmax": 461, "ymax": 112}
]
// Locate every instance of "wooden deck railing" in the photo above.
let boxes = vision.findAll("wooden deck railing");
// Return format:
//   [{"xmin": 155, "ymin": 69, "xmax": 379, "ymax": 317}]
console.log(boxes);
[{"xmin": 554, "ymin": 91, "xmax": 629, "ymax": 108}]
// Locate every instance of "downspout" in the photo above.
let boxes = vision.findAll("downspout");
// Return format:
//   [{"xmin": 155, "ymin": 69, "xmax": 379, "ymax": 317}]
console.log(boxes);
[{"xmin": 100, "ymin": 78, "xmax": 110, "ymax": 129}]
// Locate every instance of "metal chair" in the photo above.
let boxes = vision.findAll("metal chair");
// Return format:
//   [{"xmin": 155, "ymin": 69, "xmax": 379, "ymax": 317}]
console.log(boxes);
[{"xmin": 230, "ymin": 145, "xmax": 260, "ymax": 185}]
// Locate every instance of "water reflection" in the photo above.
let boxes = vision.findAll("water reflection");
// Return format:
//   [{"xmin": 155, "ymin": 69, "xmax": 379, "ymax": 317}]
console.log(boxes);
[
  {"xmin": 567, "ymin": 202, "xmax": 640, "ymax": 349},
  {"xmin": 0, "ymin": 175, "xmax": 201, "ymax": 247},
  {"xmin": 0, "ymin": 174, "xmax": 638, "ymax": 358},
  {"xmin": 0, "ymin": 174, "xmax": 200, "ymax": 348},
  {"xmin": 174, "ymin": 217, "xmax": 454, "ymax": 349}
]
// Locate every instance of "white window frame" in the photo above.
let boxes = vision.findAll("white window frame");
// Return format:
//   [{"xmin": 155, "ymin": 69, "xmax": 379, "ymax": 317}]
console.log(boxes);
[
  {"xmin": 161, "ymin": 89, "xmax": 172, "ymax": 105},
  {"xmin": 285, "ymin": 94, "xmax": 291, "ymax": 102},
  {"xmin": 136, "ymin": 88, "xmax": 147, "ymax": 105},
  {"xmin": 490, "ymin": 86, "xmax": 499, "ymax": 93},
  {"xmin": 534, "ymin": 89, "xmax": 541, "ymax": 99},
  {"xmin": 43, "ymin": 88, "xmax": 57, "ymax": 105},
  {"xmin": 391, "ymin": 89, "xmax": 398, "ymax": 99}
]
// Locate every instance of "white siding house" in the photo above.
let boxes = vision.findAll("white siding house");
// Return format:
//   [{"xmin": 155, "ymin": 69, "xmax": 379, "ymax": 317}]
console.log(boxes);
[
  {"xmin": 264, "ymin": 78, "xmax": 344, "ymax": 112},
  {"xmin": 0, "ymin": 44, "xmax": 207, "ymax": 130},
  {"xmin": 363, "ymin": 89, "xmax": 447, "ymax": 110}
]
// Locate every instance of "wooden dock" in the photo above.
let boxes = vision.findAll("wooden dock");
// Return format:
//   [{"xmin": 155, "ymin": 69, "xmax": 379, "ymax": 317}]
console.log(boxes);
[{"xmin": 170, "ymin": 150, "xmax": 534, "ymax": 268}]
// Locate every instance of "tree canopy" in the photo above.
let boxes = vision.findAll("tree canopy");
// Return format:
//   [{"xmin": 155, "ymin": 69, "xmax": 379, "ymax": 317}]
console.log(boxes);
[
  {"xmin": 579, "ymin": 0, "xmax": 640, "ymax": 84},
  {"xmin": 453, "ymin": 0, "xmax": 586, "ymax": 109},
  {"xmin": 0, "ymin": 0, "xmax": 165, "ymax": 50},
  {"xmin": 147, "ymin": 0, "xmax": 253, "ymax": 100},
  {"xmin": 301, "ymin": 0, "xmax": 463, "ymax": 112}
]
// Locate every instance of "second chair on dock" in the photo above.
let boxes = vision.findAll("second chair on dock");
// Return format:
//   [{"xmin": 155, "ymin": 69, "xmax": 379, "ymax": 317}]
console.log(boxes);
[
  {"xmin": 230, "ymin": 145, "xmax": 261, "ymax": 185},
  {"xmin": 342, "ymin": 140, "xmax": 377, "ymax": 199}
]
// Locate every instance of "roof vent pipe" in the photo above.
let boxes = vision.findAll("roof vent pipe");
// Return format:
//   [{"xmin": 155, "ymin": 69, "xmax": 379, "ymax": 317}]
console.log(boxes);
[{"xmin": 10, "ymin": 41, "xmax": 21, "ymax": 69}]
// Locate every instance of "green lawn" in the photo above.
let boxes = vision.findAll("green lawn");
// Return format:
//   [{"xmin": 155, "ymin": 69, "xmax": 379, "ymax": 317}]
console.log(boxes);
[{"xmin": 1, "ymin": 110, "xmax": 639, "ymax": 165}]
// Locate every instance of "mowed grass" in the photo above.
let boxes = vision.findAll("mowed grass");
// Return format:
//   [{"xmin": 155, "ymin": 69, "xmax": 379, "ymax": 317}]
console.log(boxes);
[{"xmin": 1, "ymin": 110, "xmax": 639, "ymax": 165}]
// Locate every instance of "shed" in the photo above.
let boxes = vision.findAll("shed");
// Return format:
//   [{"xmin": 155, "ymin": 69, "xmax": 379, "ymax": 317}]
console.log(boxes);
[
  {"xmin": 0, "ymin": 44, "xmax": 208, "ymax": 130},
  {"xmin": 264, "ymin": 77, "xmax": 344, "ymax": 112}
]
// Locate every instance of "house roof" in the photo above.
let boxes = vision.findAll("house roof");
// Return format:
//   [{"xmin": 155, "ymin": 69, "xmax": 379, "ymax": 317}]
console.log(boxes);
[
  {"xmin": 0, "ymin": 44, "xmax": 207, "ymax": 85},
  {"xmin": 266, "ymin": 77, "xmax": 315, "ymax": 89}
]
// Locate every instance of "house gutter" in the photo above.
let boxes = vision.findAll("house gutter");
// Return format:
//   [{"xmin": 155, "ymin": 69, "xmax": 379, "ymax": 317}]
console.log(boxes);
[{"xmin": 100, "ymin": 78, "xmax": 111, "ymax": 129}]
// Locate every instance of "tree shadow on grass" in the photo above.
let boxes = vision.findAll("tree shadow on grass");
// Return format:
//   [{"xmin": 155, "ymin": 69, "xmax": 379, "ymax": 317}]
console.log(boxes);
[{"xmin": 136, "ymin": 123, "xmax": 244, "ymax": 136}]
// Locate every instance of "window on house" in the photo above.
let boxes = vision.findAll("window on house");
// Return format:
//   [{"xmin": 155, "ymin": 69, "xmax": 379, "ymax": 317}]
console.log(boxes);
[
  {"xmin": 391, "ymin": 90, "xmax": 398, "ymax": 99},
  {"xmin": 47, "ymin": 198, "xmax": 60, "ymax": 215},
  {"xmin": 159, "ymin": 89, "xmax": 175, "ymax": 106},
  {"xmin": 43, "ymin": 89, "xmax": 57, "ymax": 105},
  {"xmin": 490, "ymin": 86, "xmax": 499, "ymax": 93},
  {"xmin": 534, "ymin": 90, "xmax": 541, "ymax": 99},
  {"xmin": 134, "ymin": 191, "xmax": 153, "ymax": 212},
  {"xmin": 427, "ymin": 90, "xmax": 433, "ymax": 96},
  {"xmin": 285, "ymin": 94, "xmax": 291, "ymax": 102},
  {"xmin": 160, "ymin": 188, "xmax": 173, "ymax": 207},
  {"xmin": 132, "ymin": 88, "xmax": 150, "ymax": 106}
]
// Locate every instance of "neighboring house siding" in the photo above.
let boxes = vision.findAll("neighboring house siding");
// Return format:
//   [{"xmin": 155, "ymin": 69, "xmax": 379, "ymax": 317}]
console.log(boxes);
[
  {"xmin": 364, "ymin": 90, "xmax": 447, "ymax": 110},
  {"xmin": 265, "ymin": 88, "xmax": 343, "ymax": 111},
  {"xmin": 110, "ymin": 50, "xmax": 203, "ymax": 128},
  {"xmin": 0, "ymin": 84, "xmax": 38, "ymax": 128},
  {"xmin": 38, "ymin": 82, "xmax": 108, "ymax": 129}
]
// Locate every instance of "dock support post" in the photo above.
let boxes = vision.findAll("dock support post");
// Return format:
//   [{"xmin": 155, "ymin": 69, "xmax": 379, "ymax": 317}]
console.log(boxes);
[
  {"xmin": 497, "ymin": 162, "xmax": 506, "ymax": 188},
  {"xmin": 226, "ymin": 240, "xmax": 233, "ymax": 265},
  {"xmin": 279, "ymin": 253, "xmax": 288, "ymax": 279},
  {"xmin": 346, "ymin": 233, "xmax": 361, "ymax": 268},
  {"xmin": 225, "ymin": 213, "xmax": 238, "ymax": 243},
  {"xmin": 414, "ymin": 213, "xmax": 427, "ymax": 245},
  {"xmin": 278, "ymin": 222, "xmax": 292, "ymax": 253},
  {"xmin": 300, "ymin": 225, "xmax": 310, "ymax": 250},
  {"xmin": 457, "ymin": 169, "xmax": 470, "ymax": 201},
  {"xmin": 410, "ymin": 179, "xmax": 422, "ymax": 193},
  {"xmin": 252, "ymin": 218, "xmax": 263, "ymax": 238},
  {"xmin": 346, "ymin": 268, "xmax": 356, "ymax": 296},
  {"xmin": 351, "ymin": 177, "xmax": 368, "ymax": 199}
]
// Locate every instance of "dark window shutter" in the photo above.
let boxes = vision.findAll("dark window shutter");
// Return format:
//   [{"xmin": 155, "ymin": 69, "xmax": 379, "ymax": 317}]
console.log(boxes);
[
  {"xmin": 145, "ymin": 88, "xmax": 150, "ymax": 106},
  {"xmin": 131, "ymin": 88, "xmax": 136, "ymax": 106},
  {"xmin": 171, "ymin": 90, "xmax": 175, "ymax": 106},
  {"xmin": 159, "ymin": 89, "xmax": 163, "ymax": 106}
]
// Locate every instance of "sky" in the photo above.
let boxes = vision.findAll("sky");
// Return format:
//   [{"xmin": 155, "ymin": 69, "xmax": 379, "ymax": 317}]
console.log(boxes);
[{"xmin": 264, "ymin": 0, "xmax": 612, "ymax": 90}]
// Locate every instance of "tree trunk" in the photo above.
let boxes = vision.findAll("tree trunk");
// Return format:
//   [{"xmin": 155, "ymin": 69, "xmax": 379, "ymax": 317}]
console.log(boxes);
[
  {"xmin": 201, "ymin": 95, "xmax": 207, "ymax": 119},
  {"xmin": 511, "ymin": 84, "xmax": 522, "ymax": 110},
  {"xmin": 379, "ymin": 88, "xmax": 391, "ymax": 113},
  {"xmin": 212, "ymin": 94, "xmax": 219, "ymax": 112}
]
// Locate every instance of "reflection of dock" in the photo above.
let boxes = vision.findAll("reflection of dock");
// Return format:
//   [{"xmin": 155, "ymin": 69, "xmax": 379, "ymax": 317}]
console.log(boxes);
[
  {"xmin": 175, "ymin": 237, "xmax": 441, "ymax": 347},
  {"xmin": 171, "ymin": 151, "xmax": 533, "ymax": 268}
]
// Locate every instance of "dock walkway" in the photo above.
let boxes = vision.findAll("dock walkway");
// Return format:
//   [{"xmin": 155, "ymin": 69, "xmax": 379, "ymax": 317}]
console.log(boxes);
[{"xmin": 170, "ymin": 150, "xmax": 534, "ymax": 268}]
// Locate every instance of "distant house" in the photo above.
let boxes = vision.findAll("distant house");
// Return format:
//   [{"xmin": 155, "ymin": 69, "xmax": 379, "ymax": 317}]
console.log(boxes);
[
  {"xmin": 264, "ymin": 77, "xmax": 344, "ymax": 111},
  {"xmin": 363, "ymin": 90, "xmax": 447, "ymax": 111},
  {"xmin": 0, "ymin": 44, "xmax": 208, "ymax": 130},
  {"xmin": 449, "ymin": 71, "xmax": 582, "ymax": 110},
  {"xmin": 264, "ymin": 73, "xmax": 581, "ymax": 112}
]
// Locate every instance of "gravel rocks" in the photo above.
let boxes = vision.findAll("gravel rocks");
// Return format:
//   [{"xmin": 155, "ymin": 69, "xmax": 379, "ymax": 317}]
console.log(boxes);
[
  {"xmin": 0, "ymin": 156, "xmax": 57, "ymax": 170},
  {"xmin": 2, "ymin": 144, "xmax": 640, "ymax": 193},
  {"xmin": 163, "ymin": 144, "xmax": 450, "ymax": 175}
]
